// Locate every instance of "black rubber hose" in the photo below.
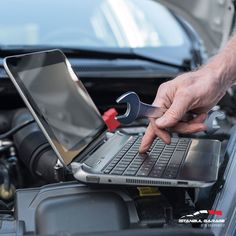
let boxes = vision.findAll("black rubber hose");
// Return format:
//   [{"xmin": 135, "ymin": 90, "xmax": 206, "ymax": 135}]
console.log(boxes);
[{"xmin": 12, "ymin": 109, "xmax": 62, "ymax": 183}]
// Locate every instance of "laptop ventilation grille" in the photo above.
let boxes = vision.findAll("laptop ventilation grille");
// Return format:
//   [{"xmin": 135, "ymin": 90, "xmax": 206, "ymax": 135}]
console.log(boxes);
[{"xmin": 126, "ymin": 178, "xmax": 171, "ymax": 185}]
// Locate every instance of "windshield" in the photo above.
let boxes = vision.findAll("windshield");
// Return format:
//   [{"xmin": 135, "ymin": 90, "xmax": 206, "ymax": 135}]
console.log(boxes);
[{"xmin": 0, "ymin": 0, "xmax": 189, "ymax": 49}]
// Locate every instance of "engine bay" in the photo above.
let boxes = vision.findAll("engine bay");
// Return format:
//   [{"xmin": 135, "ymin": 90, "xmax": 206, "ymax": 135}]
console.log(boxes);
[
  {"xmin": 0, "ymin": 62, "xmax": 234, "ymax": 235},
  {"xmin": 1, "ymin": 0, "xmax": 236, "ymax": 234}
]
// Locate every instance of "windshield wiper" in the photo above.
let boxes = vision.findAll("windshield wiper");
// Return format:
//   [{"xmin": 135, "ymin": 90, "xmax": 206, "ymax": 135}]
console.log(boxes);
[{"xmin": 0, "ymin": 45, "xmax": 189, "ymax": 69}]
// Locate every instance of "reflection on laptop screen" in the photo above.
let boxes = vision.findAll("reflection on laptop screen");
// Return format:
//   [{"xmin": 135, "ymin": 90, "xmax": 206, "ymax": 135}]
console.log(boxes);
[{"xmin": 18, "ymin": 62, "xmax": 105, "ymax": 152}]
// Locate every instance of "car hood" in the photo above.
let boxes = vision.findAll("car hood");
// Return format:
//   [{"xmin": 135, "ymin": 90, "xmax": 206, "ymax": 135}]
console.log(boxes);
[{"xmin": 158, "ymin": 0, "xmax": 235, "ymax": 57}]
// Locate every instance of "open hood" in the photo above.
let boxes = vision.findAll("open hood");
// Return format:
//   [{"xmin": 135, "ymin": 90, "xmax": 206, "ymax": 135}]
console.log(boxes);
[{"xmin": 158, "ymin": 0, "xmax": 236, "ymax": 57}]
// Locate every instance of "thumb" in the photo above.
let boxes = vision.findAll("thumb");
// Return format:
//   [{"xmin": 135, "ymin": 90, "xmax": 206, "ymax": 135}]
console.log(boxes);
[{"xmin": 155, "ymin": 96, "xmax": 190, "ymax": 129}]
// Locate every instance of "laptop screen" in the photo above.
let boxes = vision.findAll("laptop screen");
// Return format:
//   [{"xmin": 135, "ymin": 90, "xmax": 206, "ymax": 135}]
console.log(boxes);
[{"xmin": 5, "ymin": 50, "xmax": 107, "ymax": 165}]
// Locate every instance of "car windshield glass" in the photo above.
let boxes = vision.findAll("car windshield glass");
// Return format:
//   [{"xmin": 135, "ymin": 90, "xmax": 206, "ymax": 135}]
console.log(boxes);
[{"xmin": 0, "ymin": 0, "xmax": 189, "ymax": 49}]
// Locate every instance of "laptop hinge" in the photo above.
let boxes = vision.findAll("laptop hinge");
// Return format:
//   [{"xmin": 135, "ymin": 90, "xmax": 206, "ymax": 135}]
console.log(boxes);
[{"xmin": 72, "ymin": 130, "xmax": 109, "ymax": 164}]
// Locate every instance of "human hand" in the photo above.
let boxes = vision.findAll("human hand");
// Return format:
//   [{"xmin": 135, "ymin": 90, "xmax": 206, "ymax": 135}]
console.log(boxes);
[{"xmin": 139, "ymin": 67, "xmax": 227, "ymax": 153}]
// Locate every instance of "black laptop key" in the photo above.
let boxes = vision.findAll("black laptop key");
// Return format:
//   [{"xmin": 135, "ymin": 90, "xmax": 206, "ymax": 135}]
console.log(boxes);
[
  {"xmin": 149, "ymin": 165, "xmax": 165, "ymax": 178},
  {"xmin": 157, "ymin": 159, "xmax": 169, "ymax": 164},
  {"xmin": 111, "ymin": 170, "xmax": 123, "ymax": 175},
  {"xmin": 165, "ymin": 165, "xmax": 179, "ymax": 172},
  {"xmin": 153, "ymin": 146, "xmax": 164, "ymax": 151},
  {"xmin": 123, "ymin": 157, "xmax": 133, "ymax": 162},
  {"xmin": 104, "ymin": 169, "xmax": 111, "ymax": 174},
  {"xmin": 107, "ymin": 162, "xmax": 118, "ymax": 169},
  {"xmin": 131, "ymin": 160, "xmax": 143, "ymax": 166},
  {"xmin": 105, "ymin": 165, "xmax": 113, "ymax": 171},
  {"xmin": 162, "ymin": 167, "xmax": 179, "ymax": 179},
  {"xmin": 119, "ymin": 159, "xmax": 132, "ymax": 165},
  {"xmin": 134, "ymin": 156, "xmax": 144, "ymax": 161},
  {"xmin": 162, "ymin": 173, "xmax": 176, "ymax": 179},
  {"xmin": 116, "ymin": 163, "xmax": 128, "ymax": 168},
  {"xmin": 150, "ymin": 152, "xmax": 161, "ymax": 158},
  {"xmin": 129, "ymin": 163, "xmax": 141, "ymax": 169},
  {"xmin": 113, "ymin": 166, "xmax": 126, "ymax": 171},
  {"xmin": 104, "ymin": 137, "xmax": 190, "ymax": 177},
  {"xmin": 168, "ymin": 164, "xmax": 179, "ymax": 168},
  {"xmin": 155, "ymin": 162, "xmax": 167, "ymax": 167},
  {"xmin": 143, "ymin": 157, "xmax": 156, "ymax": 164},
  {"xmin": 160, "ymin": 155, "xmax": 170, "ymax": 160},
  {"xmin": 153, "ymin": 165, "xmax": 166, "ymax": 172},
  {"xmin": 110, "ymin": 160, "xmax": 119, "ymax": 165},
  {"xmin": 136, "ymin": 168, "xmax": 150, "ymax": 177},
  {"xmin": 149, "ymin": 170, "xmax": 163, "ymax": 178},
  {"xmin": 123, "ymin": 169, "xmax": 137, "ymax": 176}
]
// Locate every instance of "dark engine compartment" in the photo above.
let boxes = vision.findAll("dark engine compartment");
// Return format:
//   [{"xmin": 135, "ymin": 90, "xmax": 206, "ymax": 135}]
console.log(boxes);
[{"xmin": 0, "ymin": 56, "xmax": 233, "ymax": 235}]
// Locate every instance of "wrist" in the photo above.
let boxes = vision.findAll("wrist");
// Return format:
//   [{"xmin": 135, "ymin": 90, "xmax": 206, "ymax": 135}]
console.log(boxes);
[
  {"xmin": 201, "ymin": 54, "xmax": 234, "ymax": 92},
  {"xmin": 206, "ymin": 36, "xmax": 236, "ymax": 88},
  {"xmin": 207, "ymin": 63, "xmax": 229, "ymax": 90},
  {"xmin": 196, "ymin": 36, "xmax": 236, "ymax": 91}
]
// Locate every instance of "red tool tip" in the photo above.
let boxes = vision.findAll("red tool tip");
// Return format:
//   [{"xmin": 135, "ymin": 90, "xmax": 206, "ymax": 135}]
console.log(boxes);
[{"xmin": 102, "ymin": 108, "xmax": 120, "ymax": 131}]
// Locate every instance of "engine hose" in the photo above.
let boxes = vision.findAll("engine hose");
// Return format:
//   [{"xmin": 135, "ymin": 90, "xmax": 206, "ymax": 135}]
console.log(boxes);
[{"xmin": 12, "ymin": 109, "xmax": 65, "ymax": 183}]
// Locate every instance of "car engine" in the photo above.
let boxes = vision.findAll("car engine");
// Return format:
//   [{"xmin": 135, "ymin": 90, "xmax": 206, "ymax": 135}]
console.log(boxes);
[{"xmin": 0, "ymin": 58, "xmax": 233, "ymax": 235}]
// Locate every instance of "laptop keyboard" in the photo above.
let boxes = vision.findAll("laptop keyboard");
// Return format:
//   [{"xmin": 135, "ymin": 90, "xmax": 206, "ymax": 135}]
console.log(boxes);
[{"xmin": 102, "ymin": 137, "xmax": 191, "ymax": 179}]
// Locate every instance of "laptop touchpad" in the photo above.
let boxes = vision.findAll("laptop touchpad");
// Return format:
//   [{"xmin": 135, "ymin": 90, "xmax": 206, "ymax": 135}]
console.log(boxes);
[{"xmin": 178, "ymin": 140, "xmax": 220, "ymax": 182}]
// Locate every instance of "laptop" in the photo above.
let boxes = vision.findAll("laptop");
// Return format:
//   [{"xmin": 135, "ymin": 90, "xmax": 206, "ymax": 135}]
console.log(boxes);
[{"xmin": 3, "ymin": 49, "xmax": 221, "ymax": 187}]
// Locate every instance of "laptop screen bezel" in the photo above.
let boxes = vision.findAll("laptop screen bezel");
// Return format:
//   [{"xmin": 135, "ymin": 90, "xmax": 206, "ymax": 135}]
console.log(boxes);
[{"xmin": 4, "ymin": 49, "xmax": 107, "ymax": 166}]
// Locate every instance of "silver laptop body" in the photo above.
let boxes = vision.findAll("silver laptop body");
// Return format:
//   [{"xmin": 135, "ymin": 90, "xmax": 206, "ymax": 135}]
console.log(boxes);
[{"xmin": 3, "ymin": 49, "xmax": 221, "ymax": 188}]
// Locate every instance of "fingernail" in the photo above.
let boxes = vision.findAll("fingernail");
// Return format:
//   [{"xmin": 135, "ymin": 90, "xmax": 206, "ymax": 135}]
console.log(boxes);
[
  {"xmin": 139, "ymin": 143, "xmax": 148, "ymax": 153},
  {"xmin": 139, "ymin": 146, "xmax": 146, "ymax": 153}
]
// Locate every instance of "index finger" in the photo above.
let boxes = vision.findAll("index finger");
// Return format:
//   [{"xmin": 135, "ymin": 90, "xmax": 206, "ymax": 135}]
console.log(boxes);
[{"xmin": 139, "ymin": 118, "xmax": 171, "ymax": 153}]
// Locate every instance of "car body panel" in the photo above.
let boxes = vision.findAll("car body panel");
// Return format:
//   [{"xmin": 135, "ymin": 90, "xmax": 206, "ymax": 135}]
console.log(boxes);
[{"xmin": 158, "ymin": 0, "xmax": 235, "ymax": 56}]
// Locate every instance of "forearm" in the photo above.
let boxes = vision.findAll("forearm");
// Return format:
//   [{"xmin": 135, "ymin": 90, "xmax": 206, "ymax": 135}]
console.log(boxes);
[
  {"xmin": 204, "ymin": 36, "xmax": 236, "ymax": 90},
  {"xmin": 140, "ymin": 37, "xmax": 236, "ymax": 149}
]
